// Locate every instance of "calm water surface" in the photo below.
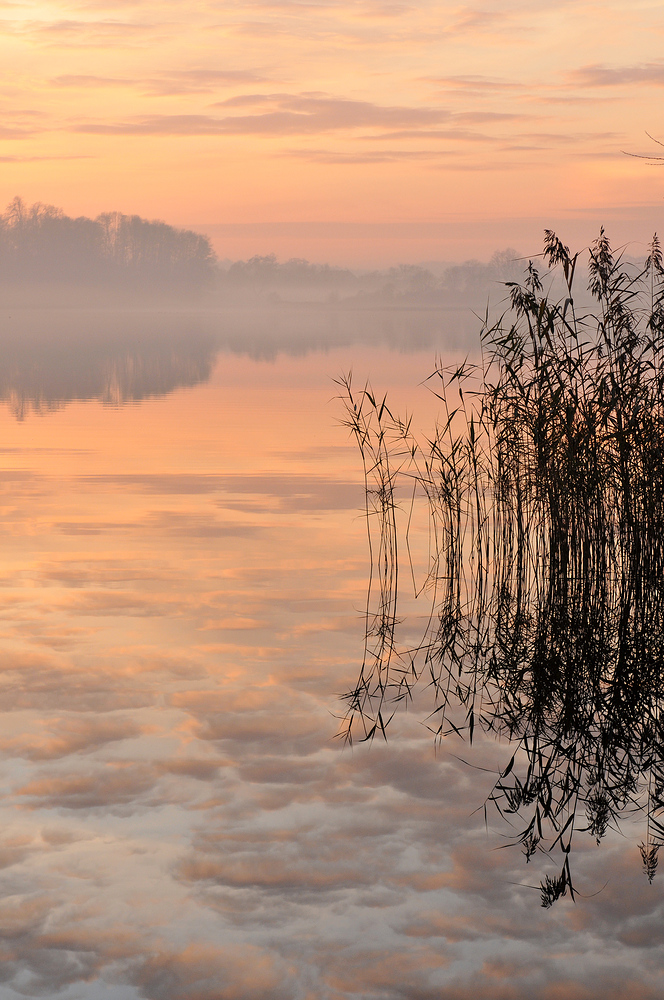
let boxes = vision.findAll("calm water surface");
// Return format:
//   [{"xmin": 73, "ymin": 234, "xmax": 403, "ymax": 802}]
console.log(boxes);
[{"xmin": 0, "ymin": 308, "xmax": 660, "ymax": 1000}]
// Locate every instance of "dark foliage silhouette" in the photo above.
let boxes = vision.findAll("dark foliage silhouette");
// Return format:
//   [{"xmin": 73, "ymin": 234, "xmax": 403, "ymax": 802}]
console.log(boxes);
[{"xmin": 340, "ymin": 230, "xmax": 664, "ymax": 905}]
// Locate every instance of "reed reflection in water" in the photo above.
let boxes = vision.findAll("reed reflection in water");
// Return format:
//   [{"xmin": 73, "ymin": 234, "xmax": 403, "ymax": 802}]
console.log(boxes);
[{"xmin": 342, "ymin": 232, "xmax": 664, "ymax": 906}]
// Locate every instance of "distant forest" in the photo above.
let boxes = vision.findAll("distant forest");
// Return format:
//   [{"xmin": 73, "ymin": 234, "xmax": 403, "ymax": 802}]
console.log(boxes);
[
  {"xmin": 217, "ymin": 250, "xmax": 524, "ymax": 306},
  {"xmin": 0, "ymin": 198, "xmax": 216, "ymax": 296},
  {"xmin": 0, "ymin": 197, "xmax": 527, "ymax": 306}
]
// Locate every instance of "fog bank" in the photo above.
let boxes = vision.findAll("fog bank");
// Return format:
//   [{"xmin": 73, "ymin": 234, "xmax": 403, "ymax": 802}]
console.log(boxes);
[{"xmin": 0, "ymin": 197, "xmax": 533, "ymax": 310}]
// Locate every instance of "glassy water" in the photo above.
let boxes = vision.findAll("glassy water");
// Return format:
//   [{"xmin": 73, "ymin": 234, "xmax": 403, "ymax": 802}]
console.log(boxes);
[{"xmin": 0, "ymin": 307, "xmax": 660, "ymax": 1000}]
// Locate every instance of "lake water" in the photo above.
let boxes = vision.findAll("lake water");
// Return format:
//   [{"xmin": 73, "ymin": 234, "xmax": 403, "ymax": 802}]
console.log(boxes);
[{"xmin": 0, "ymin": 306, "xmax": 660, "ymax": 1000}]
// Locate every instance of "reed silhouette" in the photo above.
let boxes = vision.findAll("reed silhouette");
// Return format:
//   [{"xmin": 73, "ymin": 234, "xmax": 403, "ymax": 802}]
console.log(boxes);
[{"xmin": 340, "ymin": 230, "xmax": 664, "ymax": 905}]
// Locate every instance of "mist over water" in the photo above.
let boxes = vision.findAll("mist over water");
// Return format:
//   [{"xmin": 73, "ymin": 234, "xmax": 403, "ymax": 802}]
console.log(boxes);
[{"xmin": 0, "ymin": 302, "xmax": 480, "ymax": 417}]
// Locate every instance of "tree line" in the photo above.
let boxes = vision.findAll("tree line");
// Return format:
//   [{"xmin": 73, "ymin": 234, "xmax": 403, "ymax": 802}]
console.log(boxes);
[
  {"xmin": 218, "ymin": 249, "xmax": 524, "ymax": 305},
  {"xmin": 0, "ymin": 197, "xmax": 529, "ymax": 306},
  {"xmin": 0, "ymin": 198, "xmax": 216, "ymax": 294}
]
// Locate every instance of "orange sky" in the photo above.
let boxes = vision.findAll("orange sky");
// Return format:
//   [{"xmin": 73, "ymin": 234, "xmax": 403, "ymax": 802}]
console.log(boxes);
[{"xmin": 2, "ymin": 0, "xmax": 664, "ymax": 263}]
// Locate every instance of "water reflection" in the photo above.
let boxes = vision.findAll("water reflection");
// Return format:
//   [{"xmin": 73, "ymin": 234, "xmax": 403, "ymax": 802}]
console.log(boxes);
[
  {"xmin": 0, "ymin": 305, "xmax": 660, "ymax": 999},
  {"xmin": 0, "ymin": 304, "xmax": 478, "ymax": 418},
  {"xmin": 0, "ymin": 311, "xmax": 218, "ymax": 418}
]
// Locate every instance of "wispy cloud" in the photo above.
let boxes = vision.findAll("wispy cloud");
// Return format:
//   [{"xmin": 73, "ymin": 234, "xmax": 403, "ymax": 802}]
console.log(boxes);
[
  {"xmin": 0, "ymin": 154, "xmax": 93, "ymax": 161},
  {"xmin": 128, "ymin": 944, "xmax": 292, "ymax": 1000},
  {"xmin": 52, "ymin": 69, "xmax": 270, "ymax": 94},
  {"xmin": 148, "ymin": 69, "xmax": 272, "ymax": 94},
  {"xmin": 72, "ymin": 93, "xmax": 453, "ymax": 135},
  {"xmin": 51, "ymin": 73, "xmax": 131, "ymax": 87},
  {"xmin": 355, "ymin": 3, "xmax": 414, "ymax": 19},
  {"xmin": 448, "ymin": 7, "xmax": 509, "ymax": 33},
  {"xmin": 16, "ymin": 763, "xmax": 161, "ymax": 810},
  {"xmin": 72, "ymin": 472, "xmax": 362, "ymax": 512},
  {"xmin": 570, "ymin": 61, "xmax": 664, "ymax": 87},
  {"xmin": 0, "ymin": 715, "xmax": 142, "ymax": 760},
  {"xmin": 360, "ymin": 126, "xmax": 504, "ymax": 142},
  {"xmin": 212, "ymin": 92, "xmax": 451, "ymax": 129},
  {"xmin": 0, "ymin": 125, "xmax": 41, "ymax": 139},
  {"xmin": 425, "ymin": 74, "xmax": 526, "ymax": 95},
  {"xmin": 285, "ymin": 146, "xmax": 463, "ymax": 164},
  {"xmin": 9, "ymin": 17, "xmax": 163, "ymax": 47}
]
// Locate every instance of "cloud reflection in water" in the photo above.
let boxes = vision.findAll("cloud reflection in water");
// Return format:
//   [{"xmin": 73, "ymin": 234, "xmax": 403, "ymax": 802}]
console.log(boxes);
[{"xmin": 0, "ymin": 310, "xmax": 659, "ymax": 999}]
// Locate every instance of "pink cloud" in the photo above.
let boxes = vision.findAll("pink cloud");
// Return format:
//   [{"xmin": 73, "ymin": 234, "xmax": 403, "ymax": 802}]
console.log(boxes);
[
  {"xmin": 73, "ymin": 93, "xmax": 452, "ymax": 135},
  {"xmin": 571, "ymin": 62, "xmax": 664, "ymax": 87}
]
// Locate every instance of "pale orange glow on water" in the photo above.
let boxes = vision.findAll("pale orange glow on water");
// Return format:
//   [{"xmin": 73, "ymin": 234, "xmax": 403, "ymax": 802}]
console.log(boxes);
[{"xmin": 0, "ymin": 308, "xmax": 656, "ymax": 998}]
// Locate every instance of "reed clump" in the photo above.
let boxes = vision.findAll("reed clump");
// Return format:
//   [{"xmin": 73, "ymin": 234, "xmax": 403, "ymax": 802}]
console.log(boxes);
[{"xmin": 340, "ymin": 230, "xmax": 664, "ymax": 905}]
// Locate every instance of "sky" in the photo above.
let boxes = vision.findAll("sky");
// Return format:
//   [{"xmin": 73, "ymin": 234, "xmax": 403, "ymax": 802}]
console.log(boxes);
[{"xmin": 2, "ymin": 0, "xmax": 664, "ymax": 264}]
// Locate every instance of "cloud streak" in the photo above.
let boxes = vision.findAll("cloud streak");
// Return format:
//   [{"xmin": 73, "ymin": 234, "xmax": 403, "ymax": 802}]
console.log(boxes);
[
  {"xmin": 52, "ymin": 68, "xmax": 271, "ymax": 94},
  {"xmin": 11, "ymin": 16, "xmax": 162, "ymax": 47},
  {"xmin": 571, "ymin": 61, "xmax": 664, "ymax": 87},
  {"xmin": 72, "ymin": 93, "xmax": 453, "ymax": 135}
]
